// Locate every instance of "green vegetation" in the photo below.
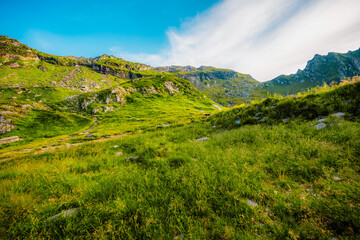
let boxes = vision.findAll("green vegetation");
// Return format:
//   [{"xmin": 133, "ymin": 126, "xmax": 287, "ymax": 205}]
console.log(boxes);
[
  {"xmin": 1, "ymin": 104, "xmax": 359, "ymax": 239},
  {"xmin": 210, "ymin": 78, "xmax": 360, "ymax": 129}
]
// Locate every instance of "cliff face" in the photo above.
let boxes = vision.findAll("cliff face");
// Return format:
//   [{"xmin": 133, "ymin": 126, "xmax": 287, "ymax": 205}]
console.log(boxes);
[{"xmin": 260, "ymin": 48, "xmax": 360, "ymax": 95}]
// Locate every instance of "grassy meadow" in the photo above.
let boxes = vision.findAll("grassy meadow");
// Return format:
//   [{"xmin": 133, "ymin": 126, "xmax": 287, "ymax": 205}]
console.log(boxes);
[{"xmin": 1, "ymin": 79, "xmax": 360, "ymax": 239}]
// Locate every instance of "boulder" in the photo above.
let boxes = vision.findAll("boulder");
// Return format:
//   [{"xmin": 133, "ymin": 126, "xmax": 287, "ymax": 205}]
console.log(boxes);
[{"xmin": 0, "ymin": 136, "xmax": 20, "ymax": 145}]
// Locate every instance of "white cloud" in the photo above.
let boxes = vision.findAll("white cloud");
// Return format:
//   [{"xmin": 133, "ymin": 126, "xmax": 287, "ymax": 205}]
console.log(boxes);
[{"xmin": 122, "ymin": 0, "xmax": 360, "ymax": 82}]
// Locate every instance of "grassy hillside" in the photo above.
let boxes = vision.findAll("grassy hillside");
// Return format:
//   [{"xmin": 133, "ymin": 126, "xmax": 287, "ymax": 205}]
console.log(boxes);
[
  {"xmin": 157, "ymin": 65, "xmax": 264, "ymax": 107},
  {"xmin": 0, "ymin": 79, "xmax": 359, "ymax": 239},
  {"xmin": 0, "ymin": 36, "xmax": 221, "ymax": 161}
]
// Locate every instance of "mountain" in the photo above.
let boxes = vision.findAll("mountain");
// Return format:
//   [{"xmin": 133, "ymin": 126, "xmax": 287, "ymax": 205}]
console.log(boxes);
[
  {"xmin": 0, "ymin": 36, "xmax": 219, "ymax": 145},
  {"xmin": 259, "ymin": 48, "xmax": 360, "ymax": 95},
  {"xmin": 156, "ymin": 65, "xmax": 262, "ymax": 106}
]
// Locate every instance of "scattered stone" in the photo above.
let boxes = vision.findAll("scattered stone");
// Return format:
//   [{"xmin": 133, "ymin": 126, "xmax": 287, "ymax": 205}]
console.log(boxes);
[
  {"xmin": 260, "ymin": 117, "xmax": 266, "ymax": 122},
  {"xmin": 0, "ymin": 111, "xmax": 16, "ymax": 115},
  {"xmin": 316, "ymin": 122, "xmax": 326, "ymax": 129},
  {"xmin": 9, "ymin": 97, "xmax": 17, "ymax": 99},
  {"xmin": 113, "ymin": 145, "xmax": 119, "ymax": 148},
  {"xmin": 0, "ymin": 116, "xmax": 15, "ymax": 135},
  {"xmin": 174, "ymin": 234, "xmax": 185, "ymax": 239},
  {"xmin": 332, "ymin": 112, "xmax": 345, "ymax": 118},
  {"xmin": 115, "ymin": 152, "xmax": 123, "ymax": 157},
  {"xmin": 235, "ymin": 120, "xmax": 241, "ymax": 125},
  {"xmin": 86, "ymin": 133, "xmax": 96, "ymax": 138},
  {"xmin": 247, "ymin": 199, "xmax": 258, "ymax": 207},
  {"xmin": 164, "ymin": 81, "xmax": 179, "ymax": 94},
  {"xmin": 333, "ymin": 176, "xmax": 341, "ymax": 181},
  {"xmin": 212, "ymin": 125, "xmax": 216, "ymax": 129},
  {"xmin": 196, "ymin": 137, "xmax": 208, "ymax": 141},
  {"xmin": 0, "ymin": 136, "xmax": 20, "ymax": 145},
  {"xmin": 344, "ymin": 100, "xmax": 350, "ymax": 104},
  {"xmin": 318, "ymin": 118, "xmax": 326, "ymax": 123},
  {"xmin": 282, "ymin": 118, "xmax": 289, "ymax": 123},
  {"xmin": 49, "ymin": 208, "xmax": 79, "ymax": 222},
  {"xmin": 125, "ymin": 157, "xmax": 139, "ymax": 160},
  {"xmin": 212, "ymin": 104, "xmax": 222, "ymax": 111}
]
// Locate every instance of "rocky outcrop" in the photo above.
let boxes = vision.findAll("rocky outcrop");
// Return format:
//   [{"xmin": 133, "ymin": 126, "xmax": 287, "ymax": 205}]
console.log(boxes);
[
  {"xmin": 63, "ymin": 86, "xmax": 137, "ymax": 113},
  {"xmin": 156, "ymin": 65, "xmax": 259, "ymax": 107},
  {"xmin": 0, "ymin": 136, "xmax": 20, "ymax": 145},
  {"xmin": 164, "ymin": 81, "xmax": 179, "ymax": 94},
  {"xmin": 88, "ymin": 63, "xmax": 144, "ymax": 79},
  {"xmin": 156, "ymin": 65, "xmax": 196, "ymax": 73},
  {"xmin": 261, "ymin": 48, "xmax": 360, "ymax": 95},
  {"xmin": 0, "ymin": 116, "xmax": 15, "ymax": 135}
]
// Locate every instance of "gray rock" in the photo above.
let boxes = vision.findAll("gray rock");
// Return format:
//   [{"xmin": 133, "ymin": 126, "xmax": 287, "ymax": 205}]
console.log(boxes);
[
  {"xmin": 86, "ymin": 133, "xmax": 96, "ymax": 137},
  {"xmin": 125, "ymin": 157, "xmax": 139, "ymax": 160},
  {"xmin": 332, "ymin": 112, "xmax": 345, "ymax": 118},
  {"xmin": 49, "ymin": 208, "xmax": 79, "ymax": 222},
  {"xmin": 333, "ymin": 176, "xmax": 341, "ymax": 181},
  {"xmin": 196, "ymin": 137, "xmax": 208, "ymax": 141},
  {"xmin": 212, "ymin": 104, "xmax": 222, "ymax": 111},
  {"xmin": 115, "ymin": 152, "xmax": 123, "ymax": 156},
  {"xmin": 174, "ymin": 234, "xmax": 185, "ymax": 239},
  {"xmin": 0, "ymin": 116, "xmax": 15, "ymax": 135},
  {"xmin": 0, "ymin": 136, "xmax": 20, "ymax": 145},
  {"xmin": 316, "ymin": 123, "xmax": 326, "ymax": 129},
  {"xmin": 113, "ymin": 145, "xmax": 119, "ymax": 148},
  {"xmin": 247, "ymin": 199, "xmax": 258, "ymax": 207},
  {"xmin": 212, "ymin": 125, "xmax": 216, "ymax": 129},
  {"xmin": 282, "ymin": 118, "xmax": 289, "ymax": 123}
]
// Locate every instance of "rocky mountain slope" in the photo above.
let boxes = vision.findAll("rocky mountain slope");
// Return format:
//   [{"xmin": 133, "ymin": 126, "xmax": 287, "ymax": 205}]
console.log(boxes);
[
  {"xmin": 0, "ymin": 36, "xmax": 219, "ymax": 149},
  {"xmin": 259, "ymin": 48, "xmax": 360, "ymax": 95},
  {"xmin": 156, "ymin": 66, "xmax": 262, "ymax": 107}
]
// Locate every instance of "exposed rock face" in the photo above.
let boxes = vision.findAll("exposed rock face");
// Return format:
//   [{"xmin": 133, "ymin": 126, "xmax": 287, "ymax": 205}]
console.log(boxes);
[
  {"xmin": 164, "ymin": 81, "xmax": 179, "ymax": 94},
  {"xmin": 156, "ymin": 65, "xmax": 196, "ymax": 73},
  {"xmin": 178, "ymin": 70, "xmax": 240, "ymax": 90},
  {"xmin": 261, "ymin": 48, "xmax": 360, "ymax": 95},
  {"xmin": 156, "ymin": 66, "xmax": 241, "ymax": 90},
  {"xmin": 0, "ymin": 116, "xmax": 15, "ymax": 135},
  {"xmin": 88, "ymin": 63, "xmax": 144, "ymax": 79},
  {"xmin": 156, "ymin": 65, "xmax": 259, "ymax": 106},
  {"xmin": 63, "ymin": 86, "xmax": 138, "ymax": 113},
  {"xmin": 0, "ymin": 136, "xmax": 20, "ymax": 145}
]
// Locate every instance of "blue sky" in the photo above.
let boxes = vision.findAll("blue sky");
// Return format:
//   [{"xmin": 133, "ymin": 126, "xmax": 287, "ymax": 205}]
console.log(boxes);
[
  {"xmin": 0, "ymin": 0, "xmax": 218, "ymax": 56},
  {"xmin": 1, "ymin": 0, "xmax": 360, "ymax": 81}
]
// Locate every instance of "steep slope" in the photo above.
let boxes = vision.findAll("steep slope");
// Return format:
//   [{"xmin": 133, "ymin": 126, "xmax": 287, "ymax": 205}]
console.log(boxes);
[
  {"xmin": 0, "ymin": 36, "xmax": 220, "ymax": 151},
  {"xmin": 156, "ymin": 65, "xmax": 261, "ymax": 106},
  {"xmin": 259, "ymin": 48, "xmax": 360, "ymax": 95}
]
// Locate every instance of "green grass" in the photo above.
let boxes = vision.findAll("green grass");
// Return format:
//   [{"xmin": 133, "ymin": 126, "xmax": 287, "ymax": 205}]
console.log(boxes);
[
  {"xmin": 0, "ymin": 117, "xmax": 359, "ymax": 239},
  {"xmin": 0, "ymin": 109, "xmax": 91, "ymax": 144},
  {"xmin": 84, "ymin": 95, "xmax": 216, "ymax": 137}
]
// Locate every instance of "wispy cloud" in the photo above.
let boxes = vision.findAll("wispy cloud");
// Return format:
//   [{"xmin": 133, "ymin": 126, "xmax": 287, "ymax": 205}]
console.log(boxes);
[{"xmin": 116, "ymin": 0, "xmax": 360, "ymax": 81}]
